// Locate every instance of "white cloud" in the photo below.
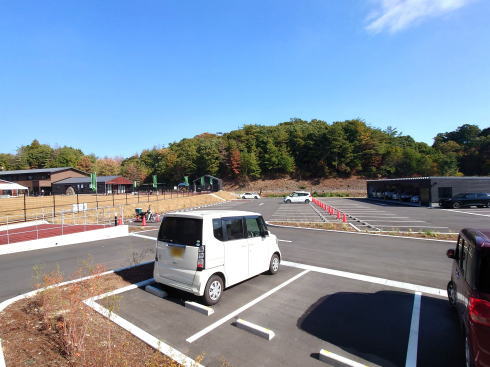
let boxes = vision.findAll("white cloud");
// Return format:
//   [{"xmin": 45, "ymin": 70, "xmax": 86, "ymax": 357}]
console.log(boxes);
[{"xmin": 366, "ymin": 0, "xmax": 474, "ymax": 33}]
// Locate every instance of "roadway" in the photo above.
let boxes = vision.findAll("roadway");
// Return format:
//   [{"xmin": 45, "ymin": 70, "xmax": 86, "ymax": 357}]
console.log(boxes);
[{"xmin": 0, "ymin": 197, "xmax": 473, "ymax": 366}]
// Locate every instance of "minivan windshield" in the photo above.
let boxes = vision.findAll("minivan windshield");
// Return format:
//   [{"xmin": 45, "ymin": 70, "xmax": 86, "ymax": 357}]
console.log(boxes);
[
  {"xmin": 479, "ymin": 254, "xmax": 490, "ymax": 293},
  {"xmin": 158, "ymin": 217, "xmax": 202, "ymax": 246}
]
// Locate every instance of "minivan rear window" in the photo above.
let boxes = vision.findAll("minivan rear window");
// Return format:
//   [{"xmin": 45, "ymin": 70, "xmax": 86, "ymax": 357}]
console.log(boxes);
[
  {"xmin": 480, "ymin": 254, "xmax": 490, "ymax": 293},
  {"xmin": 158, "ymin": 217, "xmax": 202, "ymax": 246}
]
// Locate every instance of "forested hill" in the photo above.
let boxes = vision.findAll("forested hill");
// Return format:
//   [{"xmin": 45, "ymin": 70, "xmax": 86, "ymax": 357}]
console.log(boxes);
[{"xmin": 1, "ymin": 119, "xmax": 488, "ymax": 184}]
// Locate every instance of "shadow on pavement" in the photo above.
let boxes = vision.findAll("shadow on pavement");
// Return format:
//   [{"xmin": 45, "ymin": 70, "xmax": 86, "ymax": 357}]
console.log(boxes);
[{"xmin": 297, "ymin": 290, "xmax": 464, "ymax": 367}]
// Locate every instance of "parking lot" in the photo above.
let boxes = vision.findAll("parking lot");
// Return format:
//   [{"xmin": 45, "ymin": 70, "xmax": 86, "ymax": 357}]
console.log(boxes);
[
  {"xmin": 313, "ymin": 198, "xmax": 490, "ymax": 233},
  {"xmin": 94, "ymin": 259, "xmax": 463, "ymax": 367},
  {"xmin": 8, "ymin": 196, "xmax": 483, "ymax": 366}
]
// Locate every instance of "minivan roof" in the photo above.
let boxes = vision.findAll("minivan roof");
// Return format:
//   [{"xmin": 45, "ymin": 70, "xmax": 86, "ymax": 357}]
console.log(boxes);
[
  {"xmin": 461, "ymin": 228, "xmax": 490, "ymax": 249},
  {"xmin": 165, "ymin": 210, "xmax": 262, "ymax": 219}
]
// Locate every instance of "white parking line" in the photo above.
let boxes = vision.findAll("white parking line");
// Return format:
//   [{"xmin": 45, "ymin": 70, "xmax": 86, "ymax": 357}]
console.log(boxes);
[
  {"xmin": 84, "ymin": 279, "xmax": 203, "ymax": 367},
  {"xmin": 278, "ymin": 239, "xmax": 292, "ymax": 243},
  {"xmin": 282, "ymin": 261, "xmax": 446, "ymax": 297},
  {"xmin": 364, "ymin": 220, "xmax": 426, "ymax": 223},
  {"xmin": 186, "ymin": 270, "xmax": 310, "ymax": 343},
  {"xmin": 375, "ymin": 225, "xmax": 449, "ymax": 229},
  {"xmin": 355, "ymin": 216, "xmax": 409, "ymax": 219},
  {"xmin": 130, "ymin": 233, "xmax": 158, "ymax": 241},
  {"xmin": 405, "ymin": 292, "xmax": 422, "ymax": 367},
  {"xmin": 259, "ymin": 203, "xmax": 264, "ymax": 206},
  {"xmin": 443, "ymin": 209, "xmax": 490, "ymax": 217}
]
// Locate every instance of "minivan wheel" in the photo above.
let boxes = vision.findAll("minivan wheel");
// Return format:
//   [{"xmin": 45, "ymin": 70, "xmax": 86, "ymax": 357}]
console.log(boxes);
[
  {"xmin": 254, "ymin": 196, "xmax": 258, "ymax": 199},
  {"xmin": 285, "ymin": 199, "xmax": 291, "ymax": 204},
  {"xmin": 203, "ymin": 275, "xmax": 224, "ymax": 306},
  {"xmin": 447, "ymin": 281, "xmax": 457, "ymax": 307},
  {"xmin": 268, "ymin": 254, "xmax": 280, "ymax": 275},
  {"xmin": 452, "ymin": 202, "xmax": 461, "ymax": 209},
  {"xmin": 305, "ymin": 199, "xmax": 310, "ymax": 204}
]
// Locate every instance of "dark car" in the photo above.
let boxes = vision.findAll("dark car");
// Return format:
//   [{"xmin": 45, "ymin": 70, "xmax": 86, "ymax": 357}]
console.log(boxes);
[
  {"xmin": 447, "ymin": 229, "xmax": 490, "ymax": 367},
  {"xmin": 440, "ymin": 193, "xmax": 490, "ymax": 209}
]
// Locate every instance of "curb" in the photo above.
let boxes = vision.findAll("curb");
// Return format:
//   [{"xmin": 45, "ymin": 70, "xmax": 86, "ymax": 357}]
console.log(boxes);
[
  {"xmin": 145, "ymin": 284, "xmax": 168, "ymax": 299},
  {"xmin": 0, "ymin": 260, "xmax": 153, "ymax": 367},
  {"xmin": 319, "ymin": 349, "xmax": 366, "ymax": 366},
  {"xmin": 234, "ymin": 318, "xmax": 275, "ymax": 340},
  {"xmin": 83, "ymin": 279, "xmax": 203, "ymax": 367},
  {"xmin": 0, "ymin": 225, "xmax": 129, "ymax": 256},
  {"xmin": 266, "ymin": 222, "xmax": 455, "ymax": 243},
  {"xmin": 185, "ymin": 301, "xmax": 214, "ymax": 316}
]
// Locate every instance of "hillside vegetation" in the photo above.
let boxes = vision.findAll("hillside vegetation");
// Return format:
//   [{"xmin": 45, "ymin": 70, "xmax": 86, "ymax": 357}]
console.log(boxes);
[{"xmin": 0, "ymin": 119, "xmax": 488, "ymax": 184}]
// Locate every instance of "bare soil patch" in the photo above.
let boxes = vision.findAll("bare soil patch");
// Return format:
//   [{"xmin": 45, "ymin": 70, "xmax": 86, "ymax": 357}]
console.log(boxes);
[
  {"xmin": 224, "ymin": 177, "xmax": 366, "ymax": 196},
  {"xmin": 269, "ymin": 221, "xmax": 457, "ymax": 240},
  {"xmin": 0, "ymin": 263, "xmax": 193, "ymax": 367}
]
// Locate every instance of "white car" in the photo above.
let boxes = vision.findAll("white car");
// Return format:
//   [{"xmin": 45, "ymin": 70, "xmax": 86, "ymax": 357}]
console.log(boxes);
[
  {"xmin": 154, "ymin": 210, "xmax": 281, "ymax": 305},
  {"xmin": 284, "ymin": 191, "xmax": 312, "ymax": 204},
  {"xmin": 241, "ymin": 192, "xmax": 260, "ymax": 199}
]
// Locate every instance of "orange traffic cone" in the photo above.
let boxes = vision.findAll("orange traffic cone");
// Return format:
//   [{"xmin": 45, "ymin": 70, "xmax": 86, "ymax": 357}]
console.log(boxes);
[
  {"xmin": 142, "ymin": 215, "xmax": 147, "ymax": 227},
  {"xmin": 342, "ymin": 213, "xmax": 347, "ymax": 223}
]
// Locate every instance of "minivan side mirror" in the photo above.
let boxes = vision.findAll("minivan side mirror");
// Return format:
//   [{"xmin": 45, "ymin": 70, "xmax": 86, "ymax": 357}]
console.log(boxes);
[
  {"xmin": 261, "ymin": 230, "xmax": 269, "ymax": 237},
  {"xmin": 447, "ymin": 249, "xmax": 456, "ymax": 259}
]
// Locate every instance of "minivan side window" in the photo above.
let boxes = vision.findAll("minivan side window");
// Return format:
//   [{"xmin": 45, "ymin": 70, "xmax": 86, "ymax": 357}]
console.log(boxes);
[
  {"xmin": 213, "ymin": 219, "xmax": 224, "ymax": 241},
  {"xmin": 465, "ymin": 244, "xmax": 476, "ymax": 288},
  {"xmin": 455, "ymin": 236, "xmax": 462, "ymax": 261},
  {"xmin": 245, "ymin": 217, "xmax": 262, "ymax": 238},
  {"xmin": 459, "ymin": 238, "xmax": 466, "ymax": 275},
  {"xmin": 257, "ymin": 216, "xmax": 268, "ymax": 234},
  {"xmin": 223, "ymin": 218, "xmax": 245, "ymax": 240}
]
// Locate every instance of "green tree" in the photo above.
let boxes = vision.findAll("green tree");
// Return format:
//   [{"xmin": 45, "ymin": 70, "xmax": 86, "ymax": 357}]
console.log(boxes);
[
  {"xmin": 50, "ymin": 146, "xmax": 84, "ymax": 168},
  {"xmin": 18, "ymin": 140, "xmax": 54, "ymax": 168}
]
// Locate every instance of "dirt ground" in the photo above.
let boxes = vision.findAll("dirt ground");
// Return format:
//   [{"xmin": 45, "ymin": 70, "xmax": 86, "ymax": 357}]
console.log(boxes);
[
  {"xmin": 0, "ymin": 263, "xmax": 190, "ymax": 367},
  {"xmin": 0, "ymin": 191, "xmax": 234, "ymax": 224},
  {"xmin": 223, "ymin": 177, "xmax": 366, "ymax": 196}
]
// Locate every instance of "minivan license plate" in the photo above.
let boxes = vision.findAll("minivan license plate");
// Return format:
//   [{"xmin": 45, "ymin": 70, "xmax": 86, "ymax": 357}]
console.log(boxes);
[{"xmin": 170, "ymin": 247, "xmax": 184, "ymax": 258}]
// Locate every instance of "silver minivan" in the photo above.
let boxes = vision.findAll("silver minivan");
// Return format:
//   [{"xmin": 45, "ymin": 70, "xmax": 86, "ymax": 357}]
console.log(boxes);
[{"xmin": 154, "ymin": 210, "xmax": 281, "ymax": 305}]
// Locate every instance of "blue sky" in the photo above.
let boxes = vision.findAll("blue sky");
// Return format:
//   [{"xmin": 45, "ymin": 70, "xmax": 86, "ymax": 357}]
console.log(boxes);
[{"xmin": 1, "ymin": 0, "xmax": 489, "ymax": 157}]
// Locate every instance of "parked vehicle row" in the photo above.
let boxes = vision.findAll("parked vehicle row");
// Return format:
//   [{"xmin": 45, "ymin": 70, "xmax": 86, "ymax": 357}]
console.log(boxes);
[{"xmin": 370, "ymin": 191, "xmax": 420, "ymax": 203}]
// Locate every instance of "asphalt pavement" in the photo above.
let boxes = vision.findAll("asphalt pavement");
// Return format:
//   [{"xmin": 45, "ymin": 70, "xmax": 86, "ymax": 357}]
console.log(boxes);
[{"xmin": 1, "ymin": 197, "xmax": 478, "ymax": 366}]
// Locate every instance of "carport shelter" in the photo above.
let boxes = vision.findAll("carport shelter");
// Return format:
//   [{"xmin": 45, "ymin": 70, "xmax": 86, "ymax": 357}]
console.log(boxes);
[
  {"xmin": 192, "ymin": 175, "xmax": 222, "ymax": 192},
  {"xmin": 0, "ymin": 179, "xmax": 28, "ymax": 197},
  {"xmin": 367, "ymin": 176, "xmax": 490, "ymax": 207},
  {"xmin": 52, "ymin": 176, "xmax": 133, "ymax": 195}
]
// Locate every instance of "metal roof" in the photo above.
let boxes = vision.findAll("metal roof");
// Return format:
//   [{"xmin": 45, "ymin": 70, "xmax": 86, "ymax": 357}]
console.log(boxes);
[
  {"xmin": 366, "ymin": 176, "xmax": 490, "ymax": 182},
  {"xmin": 0, "ymin": 167, "xmax": 77, "ymax": 175},
  {"xmin": 0, "ymin": 179, "xmax": 28, "ymax": 190},
  {"xmin": 53, "ymin": 176, "xmax": 123, "ymax": 184},
  {"xmin": 192, "ymin": 175, "xmax": 222, "ymax": 183}
]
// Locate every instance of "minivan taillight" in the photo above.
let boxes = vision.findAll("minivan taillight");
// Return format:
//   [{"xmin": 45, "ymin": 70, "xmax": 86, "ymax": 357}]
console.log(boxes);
[
  {"xmin": 197, "ymin": 245, "xmax": 205, "ymax": 271},
  {"xmin": 468, "ymin": 297, "xmax": 490, "ymax": 326}
]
